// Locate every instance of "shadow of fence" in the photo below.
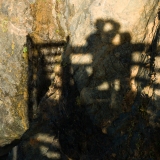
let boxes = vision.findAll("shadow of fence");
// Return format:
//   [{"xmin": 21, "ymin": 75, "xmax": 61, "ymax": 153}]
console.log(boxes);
[{"xmin": 6, "ymin": 17, "xmax": 160, "ymax": 160}]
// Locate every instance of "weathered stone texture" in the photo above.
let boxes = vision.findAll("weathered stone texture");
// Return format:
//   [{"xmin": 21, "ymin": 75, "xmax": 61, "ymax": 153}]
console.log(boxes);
[
  {"xmin": 0, "ymin": 0, "xmax": 33, "ymax": 154},
  {"xmin": 0, "ymin": 0, "xmax": 69, "ymax": 158},
  {"xmin": 0, "ymin": 0, "xmax": 160, "ymax": 159},
  {"xmin": 30, "ymin": 0, "xmax": 67, "ymax": 43}
]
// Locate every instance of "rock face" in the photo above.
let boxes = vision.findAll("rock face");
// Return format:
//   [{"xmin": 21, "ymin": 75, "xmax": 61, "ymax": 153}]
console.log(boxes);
[
  {"xmin": 0, "ymin": 0, "xmax": 67, "ymax": 156},
  {"xmin": 0, "ymin": 0, "xmax": 33, "ymax": 155},
  {"xmin": 0, "ymin": 0, "xmax": 160, "ymax": 159}
]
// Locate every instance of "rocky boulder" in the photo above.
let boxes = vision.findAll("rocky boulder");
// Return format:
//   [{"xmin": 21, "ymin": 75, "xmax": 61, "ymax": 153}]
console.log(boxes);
[
  {"xmin": 0, "ymin": 0, "xmax": 33, "ymax": 155},
  {"xmin": 0, "ymin": 0, "xmax": 160, "ymax": 159}
]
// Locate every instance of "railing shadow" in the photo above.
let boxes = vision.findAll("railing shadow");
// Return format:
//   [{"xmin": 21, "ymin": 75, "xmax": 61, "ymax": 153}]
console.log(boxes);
[{"xmin": 7, "ymin": 18, "xmax": 160, "ymax": 160}]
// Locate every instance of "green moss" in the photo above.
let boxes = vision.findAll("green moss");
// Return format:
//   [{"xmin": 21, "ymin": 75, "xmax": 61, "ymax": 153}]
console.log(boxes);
[
  {"xmin": 23, "ymin": 46, "xmax": 28, "ymax": 53},
  {"xmin": 22, "ymin": 47, "xmax": 28, "ymax": 62}
]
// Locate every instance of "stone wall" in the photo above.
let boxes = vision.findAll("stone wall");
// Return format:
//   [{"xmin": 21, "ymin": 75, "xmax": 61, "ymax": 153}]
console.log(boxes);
[
  {"xmin": 0, "ymin": 0, "xmax": 160, "ymax": 159},
  {"xmin": 0, "ymin": 0, "xmax": 33, "ymax": 154},
  {"xmin": 0, "ymin": 0, "xmax": 67, "ymax": 157}
]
